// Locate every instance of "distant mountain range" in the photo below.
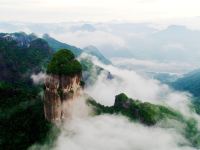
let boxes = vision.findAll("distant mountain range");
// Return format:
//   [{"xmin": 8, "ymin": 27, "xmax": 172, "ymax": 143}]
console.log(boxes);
[
  {"xmin": 43, "ymin": 34, "xmax": 111, "ymax": 64},
  {"xmin": 83, "ymin": 45, "xmax": 111, "ymax": 64},
  {"xmin": 43, "ymin": 34, "xmax": 82, "ymax": 56},
  {"xmin": 2, "ymin": 31, "xmax": 200, "ymax": 99},
  {"xmin": 3, "ymin": 22, "xmax": 200, "ymax": 63},
  {"xmin": 171, "ymin": 69, "xmax": 200, "ymax": 98},
  {"xmin": 70, "ymin": 23, "xmax": 96, "ymax": 32},
  {"xmin": 0, "ymin": 32, "xmax": 111, "ymax": 64},
  {"xmin": 149, "ymin": 68, "xmax": 200, "ymax": 98}
]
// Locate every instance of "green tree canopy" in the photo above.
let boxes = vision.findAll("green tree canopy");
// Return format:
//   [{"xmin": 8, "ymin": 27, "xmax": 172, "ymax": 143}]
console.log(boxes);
[{"xmin": 47, "ymin": 49, "xmax": 82, "ymax": 75}]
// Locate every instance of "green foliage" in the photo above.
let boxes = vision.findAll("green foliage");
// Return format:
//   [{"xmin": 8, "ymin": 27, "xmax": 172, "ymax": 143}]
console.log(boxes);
[
  {"xmin": 191, "ymin": 98, "xmax": 200, "ymax": 115},
  {"xmin": 0, "ymin": 36, "xmax": 54, "ymax": 150},
  {"xmin": 114, "ymin": 93, "xmax": 129, "ymax": 109},
  {"xmin": 0, "ymin": 82, "xmax": 53, "ymax": 150},
  {"xmin": 57, "ymin": 86, "xmax": 63, "ymax": 98},
  {"xmin": 43, "ymin": 34, "xmax": 82, "ymax": 56},
  {"xmin": 138, "ymin": 102, "xmax": 161, "ymax": 125},
  {"xmin": 87, "ymin": 93, "xmax": 200, "ymax": 148},
  {"xmin": 80, "ymin": 58, "xmax": 106, "ymax": 86},
  {"xmin": 0, "ymin": 38, "xmax": 52, "ymax": 82},
  {"xmin": 0, "ymin": 81, "xmax": 12, "ymax": 89},
  {"xmin": 185, "ymin": 119, "xmax": 200, "ymax": 148},
  {"xmin": 47, "ymin": 49, "xmax": 82, "ymax": 75},
  {"xmin": 114, "ymin": 93, "xmax": 182, "ymax": 125},
  {"xmin": 43, "ymin": 34, "xmax": 111, "ymax": 65},
  {"xmin": 88, "ymin": 93, "xmax": 182, "ymax": 125},
  {"xmin": 87, "ymin": 97, "xmax": 115, "ymax": 115}
]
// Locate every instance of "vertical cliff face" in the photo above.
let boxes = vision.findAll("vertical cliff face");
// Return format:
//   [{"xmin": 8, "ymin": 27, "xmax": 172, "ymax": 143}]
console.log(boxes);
[
  {"xmin": 44, "ymin": 49, "xmax": 82, "ymax": 122},
  {"xmin": 44, "ymin": 75, "xmax": 61, "ymax": 122}
]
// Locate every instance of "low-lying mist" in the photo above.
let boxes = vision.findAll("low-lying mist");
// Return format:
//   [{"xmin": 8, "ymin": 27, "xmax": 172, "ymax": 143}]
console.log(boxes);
[
  {"xmin": 42, "ymin": 115, "xmax": 196, "ymax": 150},
  {"xmin": 84, "ymin": 55, "xmax": 193, "ymax": 115},
  {"xmin": 30, "ymin": 54, "xmax": 200, "ymax": 150},
  {"xmin": 111, "ymin": 57, "xmax": 199, "ymax": 75}
]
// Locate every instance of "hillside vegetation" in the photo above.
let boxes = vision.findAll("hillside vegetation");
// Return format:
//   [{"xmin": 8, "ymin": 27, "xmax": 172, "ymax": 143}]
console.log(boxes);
[
  {"xmin": 47, "ymin": 49, "xmax": 82, "ymax": 75},
  {"xmin": 88, "ymin": 93, "xmax": 200, "ymax": 147}
]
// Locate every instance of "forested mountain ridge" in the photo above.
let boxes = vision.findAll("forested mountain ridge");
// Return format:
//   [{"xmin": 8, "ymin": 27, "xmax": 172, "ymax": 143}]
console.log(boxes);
[
  {"xmin": 171, "ymin": 69, "xmax": 200, "ymax": 98},
  {"xmin": 43, "ymin": 34, "xmax": 111, "ymax": 64},
  {"xmin": 0, "ymin": 33, "xmax": 52, "ymax": 83},
  {"xmin": 0, "ymin": 33, "xmax": 53, "ymax": 150}
]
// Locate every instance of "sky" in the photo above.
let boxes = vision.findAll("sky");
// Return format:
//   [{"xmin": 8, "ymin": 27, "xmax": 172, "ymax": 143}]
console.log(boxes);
[{"xmin": 1, "ymin": 0, "xmax": 200, "ymax": 23}]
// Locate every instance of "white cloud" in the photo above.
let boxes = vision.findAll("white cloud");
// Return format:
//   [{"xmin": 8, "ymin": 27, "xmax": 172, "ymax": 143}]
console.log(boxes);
[
  {"xmin": 30, "ymin": 114, "xmax": 195, "ymax": 150},
  {"xmin": 53, "ymin": 115, "xmax": 194, "ymax": 150},
  {"xmin": 111, "ymin": 57, "xmax": 199, "ymax": 74},
  {"xmin": 1, "ymin": 0, "xmax": 200, "ymax": 22},
  {"xmin": 81, "ymin": 54, "xmax": 196, "ymax": 117},
  {"xmin": 31, "ymin": 72, "xmax": 47, "ymax": 84},
  {"xmin": 162, "ymin": 43, "xmax": 186, "ymax": 52},
  {"xmin": 51, "ymin": 31, "xmax": 126, "ymax": 49},
  {"xmin": 29, "ymin": 54, "xmax": 200, "ymax": 150}
]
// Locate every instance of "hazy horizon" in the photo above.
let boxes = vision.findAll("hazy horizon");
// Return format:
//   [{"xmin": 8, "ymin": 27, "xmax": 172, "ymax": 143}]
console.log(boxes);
[{"xmin": 1, "ymin": 0, "xmax": 200, "ymax": 28}]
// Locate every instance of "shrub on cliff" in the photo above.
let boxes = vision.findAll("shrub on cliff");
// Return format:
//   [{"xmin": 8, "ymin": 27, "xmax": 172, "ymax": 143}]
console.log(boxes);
[
  {"xmin": 88, "ymin": 93, "xmax": 182, "ymax": 125},
  {"xmin": 47, "ymin": 49, "xmax": 82, "ymax": 75}
]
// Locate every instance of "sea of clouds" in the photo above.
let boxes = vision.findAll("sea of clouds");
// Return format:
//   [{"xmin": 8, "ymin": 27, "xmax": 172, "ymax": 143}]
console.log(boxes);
[{"xmin": 29, "ymin": 54, "xmax": 200, "ymax": 150}]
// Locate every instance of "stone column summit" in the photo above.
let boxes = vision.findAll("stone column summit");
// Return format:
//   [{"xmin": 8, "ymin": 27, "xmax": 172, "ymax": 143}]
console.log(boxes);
[{"xmin": 44, "ymin": 49, "xmax": 83, "ymax": 123}]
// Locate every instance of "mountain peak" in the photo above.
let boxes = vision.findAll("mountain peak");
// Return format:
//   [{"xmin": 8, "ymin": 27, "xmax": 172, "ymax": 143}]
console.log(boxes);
[
  {"xmin": 70, "ymin": 23, "xmax": 96, "ymax": 32},
  {"xmin": 44, "ymin": 49, "xmax": 83, "ymax": 122},
  {"xmin": 0, "ymin": 32, "xmax": 38, "ymax": 48},
  {"xmin": 83, "ymin": 45, "xmax": 111, "ymax": 64}
]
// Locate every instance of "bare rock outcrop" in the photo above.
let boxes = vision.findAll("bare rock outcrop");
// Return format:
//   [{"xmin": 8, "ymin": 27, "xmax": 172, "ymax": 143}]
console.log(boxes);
[{"xmin": 44, "ymin": 74, "xmax": 82, "ymax": 122}]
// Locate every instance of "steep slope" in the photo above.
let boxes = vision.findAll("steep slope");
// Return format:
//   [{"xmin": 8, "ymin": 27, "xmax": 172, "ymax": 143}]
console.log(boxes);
[
  {"xmin": 0, "ymin": 32, "xmax": 52, "ymax": 83},
  {"xmin": 83, "ymin": 45, "xmax": 111, "ymax": 64},
  {"xmin": 171, "ymin": 69, "xmax": 200, "ymax": 97},
  {"xmin": 43, "ymin": 34, "xmax": 111, "ymax": 65},
  {"xmin": 43, "ymin": 34, "xmax": 82, "ymax": 56},
  {"xmin": 0, "ymin": 32, "xmax": 53, "ymax": 150},
  {"xmin": 0, "ymin": 83, "xmax": 52, "ymax": 150},
  {"xmin": 44, "ymin": 49, "xmax": 83, "ymax": 122}
]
